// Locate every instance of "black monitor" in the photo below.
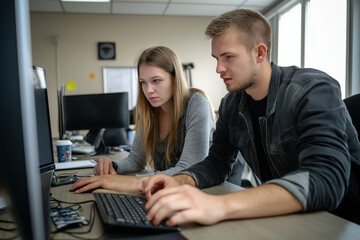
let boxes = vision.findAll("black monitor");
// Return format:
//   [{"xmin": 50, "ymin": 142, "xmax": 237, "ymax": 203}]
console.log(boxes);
[
  {"xmin": 63, "ymin": 92, "xmax": 129, "ymax": 130},
  {"xmin": 58, "ymin": 84, "xmax": 65, "ymax": 140},
  {"xmin": 33, "ymin": 66, "xmax": 56, "ymax": 173},
  {"xmin": 63, "ymin": 92, "xmax": 129, "ymax": 154},
  {"xmin": 33, "ymin": 65, "xmax": 54, "ymax": 239},
  {"xmin": 0, "ymin": 0, "xmax": 48, "ymax": 239}
]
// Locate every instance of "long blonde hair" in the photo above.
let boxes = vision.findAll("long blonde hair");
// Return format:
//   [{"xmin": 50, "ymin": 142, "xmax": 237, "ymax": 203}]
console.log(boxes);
[{"xmin": 135, "ymin": 46, "xmax": 190, "ymax": 168}]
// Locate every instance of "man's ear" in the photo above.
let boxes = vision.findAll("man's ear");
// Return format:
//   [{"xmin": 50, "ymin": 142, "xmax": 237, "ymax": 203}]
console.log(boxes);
[{"xmin": 256, "ymin": 43, "xmax": 267, "ymax": 63}]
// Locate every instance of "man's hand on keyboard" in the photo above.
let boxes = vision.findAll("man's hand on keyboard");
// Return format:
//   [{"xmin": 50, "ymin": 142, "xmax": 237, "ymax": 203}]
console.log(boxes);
[
  {"xmin": 145, "ymin": 184, "xmax": 224, "ymax": 227},
  {"xmin": 69, "ymin": 175, "xmax": 145, "ymax": 194},
  {"xmin": 94, "ymin": 157, "xmax": 116, "ymax": 175},
  {"xmin": 143, "ymin": 174, "xmax": 196, "ymax": 199}
]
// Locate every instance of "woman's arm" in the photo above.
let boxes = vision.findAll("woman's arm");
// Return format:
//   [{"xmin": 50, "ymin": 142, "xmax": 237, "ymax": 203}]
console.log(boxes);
[{"xmin": 113, "ymin": 130, "xmax": 146, "ymax": 174}]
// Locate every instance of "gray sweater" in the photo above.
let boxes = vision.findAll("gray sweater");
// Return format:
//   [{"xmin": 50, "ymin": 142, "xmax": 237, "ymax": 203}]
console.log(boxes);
[{"xmin": 113, "ymin": 92, "xmax": 215, "ymax": 176}]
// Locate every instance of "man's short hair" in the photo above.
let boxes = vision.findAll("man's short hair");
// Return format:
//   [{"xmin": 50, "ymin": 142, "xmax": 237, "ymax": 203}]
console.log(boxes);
[{"xmin": 205, "ymin": 9, "xmax": 272, "ymax": 59}]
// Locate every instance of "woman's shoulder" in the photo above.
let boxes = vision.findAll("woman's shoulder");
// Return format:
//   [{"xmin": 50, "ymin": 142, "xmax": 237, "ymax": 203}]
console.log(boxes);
[
  {"xmin": 185, "ymin": 91, "xmax": 211, "ymax": 117},
  {"xmin": 188, "ymin": 91, "xmax": 209, "ymax": 106}
]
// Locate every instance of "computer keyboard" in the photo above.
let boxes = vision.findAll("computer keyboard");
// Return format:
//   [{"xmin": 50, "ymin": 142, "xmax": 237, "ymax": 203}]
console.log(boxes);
[{"xmin": 94, "ymin": 193, "xmax": 181, "ymax": 233}]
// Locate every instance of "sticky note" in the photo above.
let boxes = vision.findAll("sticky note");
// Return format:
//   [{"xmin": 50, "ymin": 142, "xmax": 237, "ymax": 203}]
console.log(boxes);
[{"xmin": 67, "ymin": 81, "xmax": 76, "ymax": 91}]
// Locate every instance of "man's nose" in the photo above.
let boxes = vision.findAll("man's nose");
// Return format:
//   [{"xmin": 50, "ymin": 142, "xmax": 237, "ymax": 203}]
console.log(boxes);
[{"xmin": 216, "ymin": 60, "xmax": 225, "ymax": 74}]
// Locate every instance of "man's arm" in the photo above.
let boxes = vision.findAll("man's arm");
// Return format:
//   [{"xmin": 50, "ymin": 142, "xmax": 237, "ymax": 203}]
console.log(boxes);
[
  {"xmin": 145, "ymin": 182, "xmax": 302, "ymax": 226},
  {"xmin": 173, "ymin": 174, "xmax": 196, "ymax": 186},
  {"xmin": 222, "ymin": 184, "xmax": 302, "ymax": 220}
]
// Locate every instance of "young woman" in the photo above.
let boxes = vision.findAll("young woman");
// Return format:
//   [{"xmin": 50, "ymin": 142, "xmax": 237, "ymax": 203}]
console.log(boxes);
[{"xmin": 70, "ymin": 46, "xmax": 215, "ymax": 193}]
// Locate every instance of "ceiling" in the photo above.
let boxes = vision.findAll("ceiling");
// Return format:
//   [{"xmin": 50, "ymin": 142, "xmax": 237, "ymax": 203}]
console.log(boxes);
[{"xmin": 29, "ymin": 0, "xmax": 283, "ymax": 17}]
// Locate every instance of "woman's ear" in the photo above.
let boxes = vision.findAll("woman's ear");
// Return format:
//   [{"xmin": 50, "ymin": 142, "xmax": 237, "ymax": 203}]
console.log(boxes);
[{"xmin": 256, "ymin": 43, "xmax": 268, "ymax": 63}]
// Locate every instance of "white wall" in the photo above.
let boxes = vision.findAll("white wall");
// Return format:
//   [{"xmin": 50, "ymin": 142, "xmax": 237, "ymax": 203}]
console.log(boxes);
[{"xmin": 30, "ymin": 13, "xmax": 227, "ymax": 138}]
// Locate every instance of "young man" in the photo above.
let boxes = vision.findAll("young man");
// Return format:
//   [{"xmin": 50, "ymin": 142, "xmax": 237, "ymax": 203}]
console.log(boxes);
[{"xmin": 143, "ymin": 9, "xmax": 360, "ymax": 226}]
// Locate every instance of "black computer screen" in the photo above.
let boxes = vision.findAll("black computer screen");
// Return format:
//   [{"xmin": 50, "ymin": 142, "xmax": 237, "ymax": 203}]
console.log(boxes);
[
  {"xmin": 63, "ymin": 92, "xmax": 129, "ymax": 130},
  {"xmin": 58, "ymin": 84, "xmax": 65, "ymax": 140},
  {"xmin": 0, "ymin": 1, "xmax": 48, "ymax": 239},
  {"xmin": 33, "ymin": 66, "xmax": 56, "ymax": 173}
]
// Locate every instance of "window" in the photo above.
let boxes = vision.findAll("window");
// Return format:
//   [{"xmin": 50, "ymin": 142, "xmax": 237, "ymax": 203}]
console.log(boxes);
[
  {"xmin": 274, "ymin": 0, "xmax": 347, "ymax": 98},
  {"xmin": 278, "ymin": 3, "xmax": 301, "ymax": 67},
  {"xmin": 305, "ymin": 0, "xmax": 347, "ymax": 98}
]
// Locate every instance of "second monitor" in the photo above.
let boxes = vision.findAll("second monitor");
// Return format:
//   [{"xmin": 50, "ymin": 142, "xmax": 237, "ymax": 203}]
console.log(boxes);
[
  {"xmin": 63, "ymin": 92, "xmax": 129, "ymax": 131},
  {"xmin": 63, "ymin": 92, "xmax": 130, "ymax": 154}
]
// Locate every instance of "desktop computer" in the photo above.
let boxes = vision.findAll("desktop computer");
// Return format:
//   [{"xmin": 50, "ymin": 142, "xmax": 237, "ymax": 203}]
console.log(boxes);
[
  {"xmin": 62, "ymin": 92, "xmax": 130, "ymax": 155},
  {"xmin": 0, "ymin": 0, "xmax": 49, "ymax": 239}
]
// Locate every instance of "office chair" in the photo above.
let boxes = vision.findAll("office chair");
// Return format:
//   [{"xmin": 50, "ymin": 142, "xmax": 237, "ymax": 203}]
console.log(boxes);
[
  {"xmin": 344, "ymin": 93, "xmax": 360, "ymax": 141},
  {"xmin": 227, "ymin": 152, "xmax": 259, "ymax": 188},
  {"xmin": 334, "ymin": 93, "xmax": 360, "ymax": 225}
]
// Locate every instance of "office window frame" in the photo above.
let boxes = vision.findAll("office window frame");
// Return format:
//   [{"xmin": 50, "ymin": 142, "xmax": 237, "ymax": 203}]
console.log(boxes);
[
  {"xmin": 266, "ymin": 0, "xmax": 353, "ymax": 97},
  {"xmin": 277, "ymin": 2, "xmax": 302, "ymax": 67}
]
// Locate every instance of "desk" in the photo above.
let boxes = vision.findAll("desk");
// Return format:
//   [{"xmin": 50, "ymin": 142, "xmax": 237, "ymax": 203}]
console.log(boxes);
[
  {"xmin": 50, "ymin": 151, "xmax": 360, "ymax": 240},
  {"xmin": 50, "ymin": 175, "xmax": 360, "ymax": 240},
  {"xmin": 1, "ymin": 151, "xmax": 360, "ymax": 240}
]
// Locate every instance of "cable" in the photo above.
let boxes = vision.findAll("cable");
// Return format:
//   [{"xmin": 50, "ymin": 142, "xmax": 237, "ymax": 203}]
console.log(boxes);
[
  {"xmin": 0, "ymin": 226, "xmax": 16, "ymax": 232},
  {"xmin": 0, "ymin": 219, "xmax": 18, "ymax": 240},
  {"xmin": 0, "ymin": 219, "xmax": 16, "ymax": 232},
  {"xmin": 49, "ymin": 196, "xmax": 95, "ymax": 205},
  {"xmin": 0, "ymin": 234, "xmax": 19, "ymax": 240},
  {"xmin": 49, "ymin": 197, "xmax": 104, "ymax": 240}
]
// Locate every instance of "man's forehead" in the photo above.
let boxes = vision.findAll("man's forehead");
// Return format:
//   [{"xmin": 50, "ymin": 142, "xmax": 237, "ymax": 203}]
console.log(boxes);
[{"xmin": 211, "ymin": 34, "xmax": 245, "ymax": 57}]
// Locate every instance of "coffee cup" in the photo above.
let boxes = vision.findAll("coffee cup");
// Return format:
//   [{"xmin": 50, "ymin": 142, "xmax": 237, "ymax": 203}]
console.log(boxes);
[{"xmin": 56, "ymin": 140, "xmax": 72, "ymax": 163}]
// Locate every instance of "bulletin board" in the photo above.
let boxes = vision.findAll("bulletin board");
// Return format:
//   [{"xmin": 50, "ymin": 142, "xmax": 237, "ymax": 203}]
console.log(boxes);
[{"xmin": 103, "ymin": 67, "xmax": 138, "ymax": 110}]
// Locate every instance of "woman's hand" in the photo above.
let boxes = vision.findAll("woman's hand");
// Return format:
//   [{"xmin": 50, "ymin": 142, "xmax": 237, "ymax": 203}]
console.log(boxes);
[
  {"xmin": 94, "ymin": 157, "xmax": 116, "ymax": 175},
  {"xmin": 70, "ymin": 175, "xmax": 144, "ymax": 193}
]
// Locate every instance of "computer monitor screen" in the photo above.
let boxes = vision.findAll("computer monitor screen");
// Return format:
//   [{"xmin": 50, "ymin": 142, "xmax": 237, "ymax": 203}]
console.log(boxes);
[
  {"xmin": 63, "ymin": 92, "xmax": 129, "ymax": 130},
  {"xmin": 58, "ymin": 84, "xmax": 65, "ymax": 140},
  {"xmin": 33, "ymin": 66, "xmax": 56, "ymax": 173},
  {"xmin": 0, "ymin": 1, "xmax": 48, "ymax": 239}
]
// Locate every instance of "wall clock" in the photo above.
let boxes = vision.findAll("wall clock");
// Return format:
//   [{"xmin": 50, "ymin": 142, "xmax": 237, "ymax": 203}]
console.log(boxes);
[{"xmin": 98, "ymin": 42, "xmax": 116, "ymax": 60}]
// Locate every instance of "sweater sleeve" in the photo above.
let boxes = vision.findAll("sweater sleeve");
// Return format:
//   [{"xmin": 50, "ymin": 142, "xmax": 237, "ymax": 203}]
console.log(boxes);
[
  {"xmin": 156, "ymin": 93, "xmax": 215, "ymax": 176},
  {"xmin": 113, "ymin": 130, "xmax": 146, "ymax": 174}
]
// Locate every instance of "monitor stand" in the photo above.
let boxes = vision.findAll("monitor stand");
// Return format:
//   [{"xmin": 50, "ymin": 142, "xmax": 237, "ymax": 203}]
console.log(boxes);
[{"xmin": 92, "ymin": 128, "xmax": 114, "ymax": 155}]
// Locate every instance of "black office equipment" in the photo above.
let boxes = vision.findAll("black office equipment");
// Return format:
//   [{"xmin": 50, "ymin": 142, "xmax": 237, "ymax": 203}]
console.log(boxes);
[
  {"xmin": 0, "ymin": 1, "xmax": 49, "ymax": 239},
  {"xmin": 85, "ymin": 128, "xmax": 129, "ymax": 147},
  {"xmin": 63, "ymin": 92, "xmax": 129, "ymax": 130},
  {"xmin": 33, "ymin": 66, "xmax": 96, "ymax": 175},
  {"xmin": 0, "ymin": 196, "xmax": 7, "ymax": 212},
  {"xmin": 63, "ymin": 92, "xmax": 129, "ymax": 154},
  {"xmin": 32, "ymin": 65, "xmax": 56, "ymax": 238},
  {"xmin": 58, "ymin": 84, "xmax": 66, "ymax": 140},
  {"xmin": 33, "ymin": 66, "xmax": 56, "ymax": 173},
  {"xmin": 94, "ymin": 193, "xmax": 181, "ymax": 233},
  {"xmin": 344, "ymin": 93, "xmax": 360, "ymax": 141}
]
